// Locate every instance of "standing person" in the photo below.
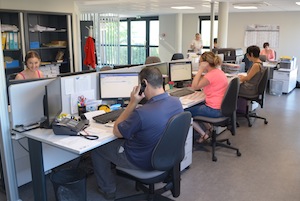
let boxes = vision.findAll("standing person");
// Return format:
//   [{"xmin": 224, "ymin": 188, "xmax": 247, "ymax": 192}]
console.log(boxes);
[
  {"xmin": 213, "ymin": 38, "xmax": 218, "ymax": 49},
  {"xmin": 190, "ymin": 33, "xmax": 203, "ymax": 54},
  {"xmin": 260, "ymin": 42, "xmax": 275, "ymax": 61},
  {"xmin": 15, "ymin": 51, "xmax": 44, "ymax": 80},
  {"xmin": 91, "ymin": 67, "xmax": 183, "ymax": 200},
  {"xmin": 185, "ymin": 51, "xmax": 228, "ymax": 143}
]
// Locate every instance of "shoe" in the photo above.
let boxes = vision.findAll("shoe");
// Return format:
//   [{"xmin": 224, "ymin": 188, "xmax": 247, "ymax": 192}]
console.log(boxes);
[
  {"xmin": 197, "ymin": 133, "xmax": 210, "ymax": 144},
  {"xmin": 98, "ymin": 187, "xmax": 116, "ymax": 200}
]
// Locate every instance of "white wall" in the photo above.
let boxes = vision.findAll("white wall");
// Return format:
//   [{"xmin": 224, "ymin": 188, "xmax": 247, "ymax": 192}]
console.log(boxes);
[{"xmin": 179, "ymin": 12, "xmax": 300, "ymax": 80}]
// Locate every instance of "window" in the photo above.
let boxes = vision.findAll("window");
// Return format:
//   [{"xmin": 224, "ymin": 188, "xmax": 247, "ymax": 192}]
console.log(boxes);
[{"xmin": 199, "ymin": 16, "xmax": 218, "ymax": 49}]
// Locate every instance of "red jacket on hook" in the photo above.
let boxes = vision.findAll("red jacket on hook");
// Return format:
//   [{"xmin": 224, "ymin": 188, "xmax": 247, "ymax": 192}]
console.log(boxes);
[{"xmin": 83, "ymin": 36, "xmax": 96, "ymax": 69}]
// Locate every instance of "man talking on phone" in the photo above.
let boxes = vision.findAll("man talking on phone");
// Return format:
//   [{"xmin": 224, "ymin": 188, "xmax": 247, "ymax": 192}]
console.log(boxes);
[{"xmin": 91, "ymin": 66, "xmax": 183, "ymax": 200}]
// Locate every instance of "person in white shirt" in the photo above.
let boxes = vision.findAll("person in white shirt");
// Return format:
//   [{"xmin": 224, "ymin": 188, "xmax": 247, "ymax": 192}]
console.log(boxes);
[{"xmin": 190, "ymin": 33, "xmax": 203, "ymax": 54}]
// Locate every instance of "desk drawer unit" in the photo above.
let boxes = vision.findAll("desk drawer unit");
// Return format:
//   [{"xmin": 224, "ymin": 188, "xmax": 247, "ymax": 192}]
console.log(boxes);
[
  {"xmin": 181, "ymin": 120, "xmax": 193, "ymax": 171},
  {"xmin": 273, "ymin": 69, "xmax": 297, "ymax": 93}
]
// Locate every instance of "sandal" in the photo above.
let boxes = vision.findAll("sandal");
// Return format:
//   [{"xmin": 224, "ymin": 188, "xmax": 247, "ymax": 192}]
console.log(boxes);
[{"xmin": 197, "ymin": 133, "xmax": 210, "ymax": 144}]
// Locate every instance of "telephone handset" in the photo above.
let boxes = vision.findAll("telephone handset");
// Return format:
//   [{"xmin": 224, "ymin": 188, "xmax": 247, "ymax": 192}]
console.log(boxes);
[
  {"xmin": 139, "ymin": 81, "xmax": 146, "ymax": 95},
  {"xmin": 52, "ymin": 118, "xmax": 86, "ymax": 136}
]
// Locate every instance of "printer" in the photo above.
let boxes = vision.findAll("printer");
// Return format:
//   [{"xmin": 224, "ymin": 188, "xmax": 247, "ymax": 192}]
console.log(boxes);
[
  {"xmin": 279, "ymin": 56, "xmax": 297, "ymax": 70},
  {"xmin": 213, "ymin": 48, "xmax": 244, "ymax": 64}
]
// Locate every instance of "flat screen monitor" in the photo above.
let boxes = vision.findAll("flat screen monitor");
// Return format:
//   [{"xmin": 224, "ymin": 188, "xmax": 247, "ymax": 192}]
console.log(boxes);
[
  {"xmin": 40, "ymin": 77, "xmax": 62, "ymax": 129},
  {"xmin": 168, "ymin": 61, "xmax": 192, "ymax": 88},
  {"xmin": 99, "ymin": 72, "xmax": 139, "ymax": 100}
]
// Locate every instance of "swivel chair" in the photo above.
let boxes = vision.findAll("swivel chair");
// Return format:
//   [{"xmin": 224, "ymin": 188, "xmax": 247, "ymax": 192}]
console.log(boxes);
[
  {"xmin": 145, "ymin": 56, "xmax": 161, "ymax": 64},
  {"xmin": 115, "ymin": 112, "xmax": 192, "ymax": 201},
  {"xmin": 171, "ymin": 53, "xmax": 184, "ymax": 61},
  {"xmin": 193, "ymin": 77, "xmax": 241, "ymax": 162},
  {"xmin": 238, "ymin": 67, "xmax": 269, "ymax": 127}
]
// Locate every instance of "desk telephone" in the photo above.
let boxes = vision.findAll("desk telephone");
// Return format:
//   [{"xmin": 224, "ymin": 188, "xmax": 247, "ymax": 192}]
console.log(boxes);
[{"xmin": 52, "ymin": 118, "xmax": 86, "ymax": 136}]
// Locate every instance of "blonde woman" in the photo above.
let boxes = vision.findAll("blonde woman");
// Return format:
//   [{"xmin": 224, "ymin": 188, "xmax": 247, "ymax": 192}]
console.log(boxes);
[
  {"xmin": 185, "ymin": 51, "xmax": 228, "ymax": 143},
  {"xmin": 190, "ymin": 33, "xmax": 203, "ymax": 54}
]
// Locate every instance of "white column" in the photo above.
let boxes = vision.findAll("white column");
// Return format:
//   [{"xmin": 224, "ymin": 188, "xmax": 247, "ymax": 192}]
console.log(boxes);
[
  {"xmin": 0, "ymin": 25, "xmax": 22, "ymax": 201},
  {"xmin": 218, "ymin": 2, "xmax": 229, "ymax": 48},
  {"xmin": 175, "ymin": 13, "xmax": 183, "ymax": 53},
  {"xmin": 210, "ymin": 1, "xmax": 215, "ymax": 50}
]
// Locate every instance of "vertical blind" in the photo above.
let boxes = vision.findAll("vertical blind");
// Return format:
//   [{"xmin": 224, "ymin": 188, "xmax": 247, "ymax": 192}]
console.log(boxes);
[{"xmin": 80, "ymin": 13, "xmax": 120, "ymax": 67}]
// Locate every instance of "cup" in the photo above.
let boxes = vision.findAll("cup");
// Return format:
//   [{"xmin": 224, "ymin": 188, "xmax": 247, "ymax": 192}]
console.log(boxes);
[{"xmin": 78, "ymin": 106, "xmax": 86, "ymax": 116}]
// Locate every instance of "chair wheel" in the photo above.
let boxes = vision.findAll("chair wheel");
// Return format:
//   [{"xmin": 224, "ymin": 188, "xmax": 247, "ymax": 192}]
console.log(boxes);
[
  {"xmin": 248, "ymin": 123, "xmax": 252, "ymax": 127},
  {"xmin": 264, "ymin": 120, "xmax": 268, "ymax": 124},
  {"xmin": 212, "ymin": 156, "xmax": 217, "ymax": 162},
  {"xmin": 226, "ymin": 140, "xmax": 231, "ymax": 145},
  {"xmin": 237, "ymin": 151, "xmax": 241, "ymax": 157}
]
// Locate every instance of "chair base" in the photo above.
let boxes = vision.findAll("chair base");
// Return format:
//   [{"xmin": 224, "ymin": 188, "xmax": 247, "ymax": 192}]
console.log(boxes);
[
  {"xmin": 241, "ymin": 110, "xmax": 268, "ymax": 127},
  {"xmin": 115, "ymin": 192, "xmax": 174, "ymax": 201},
  {"xmin": 115, "ymin": 182, "xmax": 175, "ymax": 201},
  {"xmin": 211, "ymin": 138, "xmax": 241, "ymax": 162}
]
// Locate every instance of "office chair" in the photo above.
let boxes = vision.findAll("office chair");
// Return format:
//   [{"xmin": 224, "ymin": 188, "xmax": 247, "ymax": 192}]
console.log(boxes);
[
  {"xmin": 238, "ymin": 67, "xmax": 269, "ymax": 127},
  {"xmin": 145, "ymin": 56, "xmax": 161, "ymax": 64},
  {"xmin": 171, "ymin": 53, "xmax": 184, "ymax": 61},
  {"xmin": 259, "ymin": 55, "xmax": 267, "ymax": 62},
  {"xmin": 115, "ymin": 111, "xmax": 192, "ymax": 201},
  {"xmin": 100, "ymin": 66, "xmax": 113, "ymax": 71},
  {"xmin": 193, "ymin": 77, "xmax": 241, "ymax": 162}
]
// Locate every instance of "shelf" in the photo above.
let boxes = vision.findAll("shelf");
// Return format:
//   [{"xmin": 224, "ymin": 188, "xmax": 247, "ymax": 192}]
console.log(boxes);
[
  {"xmin": 29, "ymin": 30, "xmax": 67, "ymax": 33},
  {"xmin": 3, "ymin": 49, "xmax": 22, "ymax": 52},
  {"xmin": 30, "ymin": 46, "xmax": 67, "ymax": 50}
]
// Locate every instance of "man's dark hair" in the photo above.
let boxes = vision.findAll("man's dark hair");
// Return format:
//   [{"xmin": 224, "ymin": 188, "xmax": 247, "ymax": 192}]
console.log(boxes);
[
  {"xmin": 139, "ymin": 67, "xmax": 163, "ymax": 88},
  {"xmin": 246, "ymin": 45, "xmax": 260, "ymax": 58}
]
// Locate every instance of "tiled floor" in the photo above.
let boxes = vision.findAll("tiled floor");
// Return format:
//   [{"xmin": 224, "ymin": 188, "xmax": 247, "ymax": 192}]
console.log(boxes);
[{"xmin": 1, "ymin": 88, "xmax": 300, "ymax": 201}]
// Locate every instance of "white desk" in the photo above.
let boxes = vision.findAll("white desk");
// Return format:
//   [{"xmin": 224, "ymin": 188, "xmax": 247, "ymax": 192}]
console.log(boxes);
[
  {"xmin": 20, "ymin": 118, "xmax": 116, "ymax": 201},
  {"xmin": 20, "ymin": 91, "xmax": 205, "ymax": 201}
]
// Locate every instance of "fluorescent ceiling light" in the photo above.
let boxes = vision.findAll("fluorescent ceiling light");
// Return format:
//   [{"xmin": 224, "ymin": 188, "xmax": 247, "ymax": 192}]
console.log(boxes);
[
  {"xmin": 296, "ymin": 2, "xmax": 300, "ymax": 6},
  {"xmin": 233, "ymin": 2, "xmax": 269, "ymax": 10},
  {"xmin": 171, "ymin": 6, "xmax": 195, "ymax": 10},
  {"xmin": 234, "ymin": 5, "xmax": 258, "ymax": 9}
]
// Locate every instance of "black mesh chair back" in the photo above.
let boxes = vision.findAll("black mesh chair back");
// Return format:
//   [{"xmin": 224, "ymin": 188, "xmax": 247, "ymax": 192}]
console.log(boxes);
[
  {"xmin": 152, "ymin": 111, "xmax": 191, "ymax": 171},
  {"xmin": 221, "ymin": 77, "xmax": 240, "ymax": 117},
  {"xmin": 171, "ymin": 53, "xmax": 184, "ymax": 60},
  {"xmin": 256, "ymin": 67, "xmax": 269, "ymax": 107}
]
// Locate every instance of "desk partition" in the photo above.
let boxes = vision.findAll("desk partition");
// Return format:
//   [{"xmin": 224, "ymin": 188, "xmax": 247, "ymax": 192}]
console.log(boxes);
[{"xmin": 9, "ymin": 78, "xmax": 54, "ymax": 128}]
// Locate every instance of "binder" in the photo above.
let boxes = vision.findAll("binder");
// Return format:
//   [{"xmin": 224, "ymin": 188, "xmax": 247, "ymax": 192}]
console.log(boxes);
[
  {"xmin": 1, "ymin": 32, "xmax": 6, "ymax": 50},
  {"xmin": 13, "ymin": 32, "xmax": 18, "ymax": 49}
]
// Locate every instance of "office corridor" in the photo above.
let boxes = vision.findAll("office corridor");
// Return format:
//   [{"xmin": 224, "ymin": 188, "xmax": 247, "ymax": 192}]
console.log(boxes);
[{"xmin": 1, "ymin": 88, "xmax": 300, "ymax": 201}]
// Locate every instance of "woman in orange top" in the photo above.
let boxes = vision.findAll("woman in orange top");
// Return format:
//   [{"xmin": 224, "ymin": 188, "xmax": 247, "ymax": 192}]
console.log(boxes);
[{"xmin": 186, "ymin": 51, "xmax": 228, "ymax": 143}]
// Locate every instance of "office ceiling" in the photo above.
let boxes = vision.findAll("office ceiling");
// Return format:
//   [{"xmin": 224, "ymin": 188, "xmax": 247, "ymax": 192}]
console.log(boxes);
[{"xmin": 75, "ymin": 0, "xmax": 300, "ymax": 17}]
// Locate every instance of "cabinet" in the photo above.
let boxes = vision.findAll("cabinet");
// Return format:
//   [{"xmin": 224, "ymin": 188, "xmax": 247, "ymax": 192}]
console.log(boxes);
[
  {"xmin": 273, "ymin": 68, "xmax": 298, "ymax": 93},
  {"xmin": 24, "ymin": 12, "xmax": 73, "ymax": 74},
  {"xmin": 1, "ymin": 10, "xmax": 73, "ymax": 78},
  {"xmin": 181, "ymin": 119, "xmax": 193, "ymax": 171},
  {"xmin": 0, "ymin": 10, "xmax": 24, "ymax": 76}
]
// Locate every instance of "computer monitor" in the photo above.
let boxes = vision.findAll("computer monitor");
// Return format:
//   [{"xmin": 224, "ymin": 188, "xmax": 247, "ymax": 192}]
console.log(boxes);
[
  {"xmin": 40, "ymin": 77, "xmax": 62, "ymax": 129},
  {"xmin": 168, "ymin": 61, "xmax": 192, "ymax": 88},
  {"xmin": 99, "ymin": 72, "xmax": 139, "ymax": 103}
]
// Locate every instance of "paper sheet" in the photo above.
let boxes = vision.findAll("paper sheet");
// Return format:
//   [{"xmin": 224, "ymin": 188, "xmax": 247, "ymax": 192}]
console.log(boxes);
[{"xmin": 70, "ymin": 89, "xmax": 95, "ymax": 114}]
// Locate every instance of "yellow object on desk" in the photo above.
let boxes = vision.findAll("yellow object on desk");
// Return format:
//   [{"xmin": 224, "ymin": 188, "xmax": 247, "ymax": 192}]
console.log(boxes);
[{"xmin": 98, "ymin": 104, "xmax": 111, "ymax": 112}]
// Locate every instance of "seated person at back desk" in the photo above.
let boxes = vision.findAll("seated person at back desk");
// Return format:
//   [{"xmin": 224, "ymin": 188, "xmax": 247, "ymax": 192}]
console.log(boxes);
[
  {"xmin": 185, "ymin": 51, "xmax": 228, "ymax": 143},
  {"xmin": 15, "ymin": 51, "xmax": 44, "ymax": 80},
  {"xmin": 260, "ymin": 42, "xmax": 275, "ymax": 61},
  {"xmin": 91, "ymin": 67, "xmax": 183, "ymax": 200},
  {"xmin": 238, "ymin": 45, "xmax": 264, "ymax": 96}
]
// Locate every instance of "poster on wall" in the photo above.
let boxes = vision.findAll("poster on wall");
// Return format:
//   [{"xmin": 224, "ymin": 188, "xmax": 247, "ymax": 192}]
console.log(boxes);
[{"xmin": 244, "ymin": 24, "xmax": 279, "ymax": 48}]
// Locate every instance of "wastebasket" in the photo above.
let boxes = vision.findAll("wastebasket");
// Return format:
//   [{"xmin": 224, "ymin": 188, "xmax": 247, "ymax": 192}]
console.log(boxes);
[
  {"xmin": 270, "ymin": 79, "xmax": 283, "ymax": 96},
  {"xmin": 50, "ymin": 169, "xmax": 87, "ymax": 201}
]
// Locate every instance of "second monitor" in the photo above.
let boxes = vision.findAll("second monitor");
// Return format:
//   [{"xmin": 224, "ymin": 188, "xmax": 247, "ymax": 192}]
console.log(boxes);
[
  {"xmin": 99, "ymin": 72, "xmax": 139, "ymax": 105},
  {"xmin": 168, "ymin": 60, "xmax": 192, "ymax": 88}
]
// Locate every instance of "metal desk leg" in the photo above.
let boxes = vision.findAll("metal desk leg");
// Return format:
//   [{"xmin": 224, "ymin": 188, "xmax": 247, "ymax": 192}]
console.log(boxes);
[{"xmin": 28, "ymin": 138, "xmax": 47, "ymax": 201}]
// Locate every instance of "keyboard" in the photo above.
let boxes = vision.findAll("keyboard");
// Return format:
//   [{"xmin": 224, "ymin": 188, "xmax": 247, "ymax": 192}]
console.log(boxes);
[
  {"xmin": 93, "ymin": 108, "xmax": 125, "ymax": 124},
  {"xmin": 169, "ymin": 88, "xmax": 195, "ymax": 97}
]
